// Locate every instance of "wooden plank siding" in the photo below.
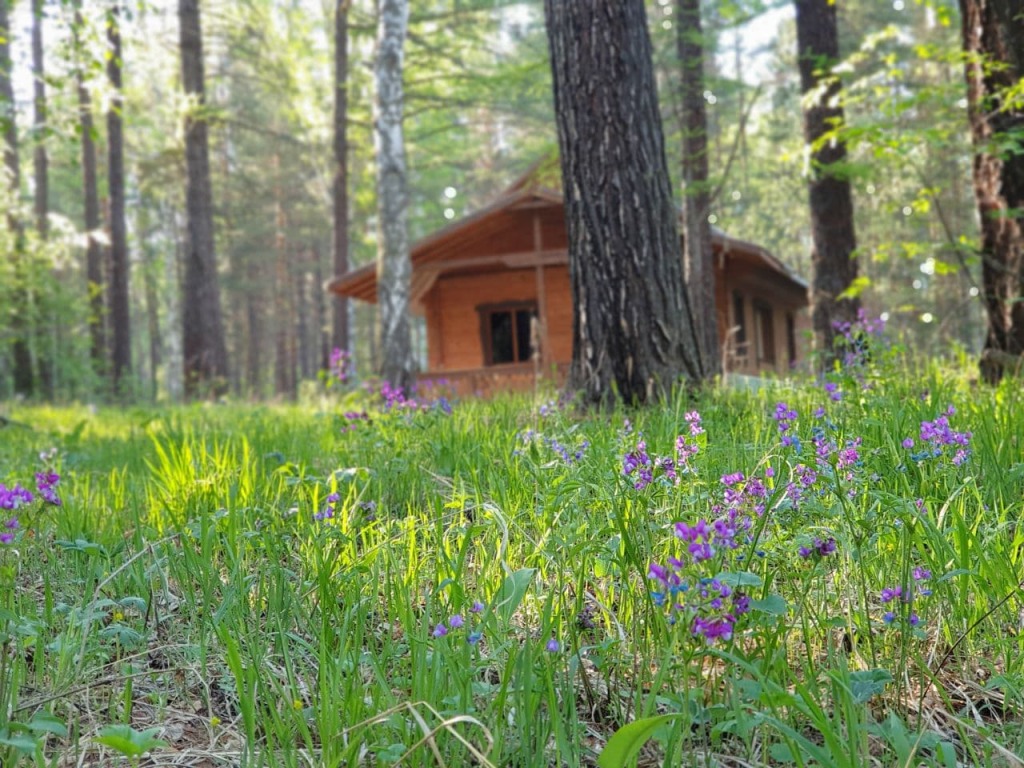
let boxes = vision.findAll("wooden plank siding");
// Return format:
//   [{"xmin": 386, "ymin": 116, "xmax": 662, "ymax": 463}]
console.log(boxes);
[{"xmin": 328, "ymin": 184, "xmax": 809, "ymax": 395}]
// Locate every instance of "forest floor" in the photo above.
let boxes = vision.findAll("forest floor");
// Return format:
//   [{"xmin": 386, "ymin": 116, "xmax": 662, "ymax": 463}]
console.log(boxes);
[{"xmin": 1, "ymin": 349, "xmax": 1023, "ymax": 766}]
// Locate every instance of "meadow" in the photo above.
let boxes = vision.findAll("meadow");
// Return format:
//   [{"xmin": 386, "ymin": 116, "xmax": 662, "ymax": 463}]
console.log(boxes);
[{"xmin": 1, "ymin": 340, "xmax": 1023, "ymax": 766}]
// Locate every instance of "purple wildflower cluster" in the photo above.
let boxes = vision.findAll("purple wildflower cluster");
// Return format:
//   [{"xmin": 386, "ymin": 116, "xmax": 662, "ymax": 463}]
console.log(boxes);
[
  {"xmin": 314, "ymin": 492, "xmax": 341, "ymax": 521},
  {"xmin": 341, "ymin": 410, "xmax": 370, "ymax": 433},
  {"xmin": 378, "ymin": 383, "xmax": 453, "ymax": 416},
  {"xmin": 675, "ymin": 411, "xmax": 703, "ymax": 466},
  {"xmin": 905, "ymin": 406, "xmax": 972, "ymax": 465},
  {"xmin": 645, "ymin": 467, "xmax": 772, "ymax": 643},
  {"xmin": 515, "ymin": 430, "xmax": 589, "ymax": 465},
  {"xmin": 329, "ymin": 347, "xmax": 352, "ymax": 384},
  {"xmin": 0, "ymin": 472, "xmax": 62, "ymax": 544},
  {"xmin": 833, "ymin": 309, "xmax": 887, "ymax": 368},
  {"xmin": 622, "ymin": 435, "xmax": 655, "ymax": 490},
  {"xmin": 798, "ymin": 536, "xmax": 837, "ymax": 560},
  {"xmin": 432, "ymin": 600, "xmax": 485, "ymax": 645},
  {"xmin": 773, "ymin": 403, "xmax": 799, "ymax": 447},
  {"xmin": 880, "ymin": 567, "xmax": 933, "ymax": 627},
  {"xmin": 622, "ymin": 412, "xmax": 706, "ymax": 490},
  {"xmin": 648, "ymin": 562, "xmax": 751, "ymax": 642}
]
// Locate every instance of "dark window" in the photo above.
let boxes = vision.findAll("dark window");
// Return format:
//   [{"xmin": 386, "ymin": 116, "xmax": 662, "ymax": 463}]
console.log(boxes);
[
  {"xmin": 732, "ymin": 292, "xmax": 746, "ymax": 344},
  {"xmin": 479, "ymin": 303, "xmax": 536, "ymax": 365},
  {"xmin": 755, "ymin": 302, "xmax": 775, "ymax": 364},
  {"xmin": 786, "ymin": 313, "xmax": 797, "ymax": 367}
]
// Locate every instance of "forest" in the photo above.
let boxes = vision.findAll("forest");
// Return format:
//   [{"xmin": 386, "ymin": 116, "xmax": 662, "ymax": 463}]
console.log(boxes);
[
  {"xmin": 2, "ymin": 1, "xmax": 1024, "ymax": 766},
  {"xmin": 0, "ymin": 0, "xmax": 1019, "ymax": 399}
]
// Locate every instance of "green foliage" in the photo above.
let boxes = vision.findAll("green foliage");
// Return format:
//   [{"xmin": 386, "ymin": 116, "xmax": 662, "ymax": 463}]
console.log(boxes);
[{"xmin": 1, "ymin": 350, "xmax": 1023, "ymax": 764}]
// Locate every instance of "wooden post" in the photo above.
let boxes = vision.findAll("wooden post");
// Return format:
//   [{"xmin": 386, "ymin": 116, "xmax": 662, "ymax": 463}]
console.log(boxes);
[{"xmin": 532, "ymin": 213, "xmax": 548, "ymax": 375}]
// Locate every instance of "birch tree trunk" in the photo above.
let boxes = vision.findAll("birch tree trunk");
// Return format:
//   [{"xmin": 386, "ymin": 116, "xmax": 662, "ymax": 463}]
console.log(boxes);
[
  {"xmin": 677, "ymin": 0, "xmax": 719, "ymax": 377},
  {"xmin": 545, "ymin": 0, "xmax": 703, "ymax": 405},
  {"xmin": 332, "ymin": 0, "xmax": 351, "ymax": 355},
  {"xmin": 107, "ymin": 3, "xmax": 132, "ymax": 394},
  {"xmin": 959, "ymin": 0, "xmax": 1024, "ymax": 383},
  {"xmin": 795, "ymin": 0, "xmax": 860, "ymax": 361},
  {"xmin": 179, "ymin": 0, "xmax": 229, "ymax": 396},
  {"xmin": 374, "ymin": 0, "xmax": 414, "ymax": 392}
]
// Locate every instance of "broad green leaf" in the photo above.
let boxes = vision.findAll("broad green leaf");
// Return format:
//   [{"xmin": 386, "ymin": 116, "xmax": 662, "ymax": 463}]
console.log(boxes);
[
  {"xmin": 749, "ymin": 595, "xmax": 787, "ymax": 616},
  {"xmin": 95, "ymin": 725, "xmax": 166, "ymax": 757},
  {"xmin": 715, "ymin": 571, "xmax": 762, "ymax": 588},
  {"xmin": 493, "ymin": 568, "xmax": 536, "ymax": 625},
  {"xmin": 848, "ymin": 668, "xmax": 892, "ymax": 703},
  {"xmin": 597, "ymin": 714, "xmax": 684, "ymax": 768}
]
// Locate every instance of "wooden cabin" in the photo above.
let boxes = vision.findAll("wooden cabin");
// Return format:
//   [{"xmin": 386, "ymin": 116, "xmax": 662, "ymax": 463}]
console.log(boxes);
[{"xmin": 328, "ymin": 173, "xmax": 809, "ymax": 396}]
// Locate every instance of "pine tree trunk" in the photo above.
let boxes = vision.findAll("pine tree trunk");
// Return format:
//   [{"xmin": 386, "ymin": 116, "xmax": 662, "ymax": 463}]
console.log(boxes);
[
  {"xmin": 959, "ymin": 0, "xmax": 1024, "ymax": 383},
  {"xmin": 332, "ymin": 0, "xmax": 350, "ymax": 355},
  {"xmin": 107, "ymin": 3, "xmax": 132, "ymax": 394},
  {"xmin": 544, "ymin": 0, "xmax": 702, "ymax": 405},
  {"xmin": 677, "ymin": 0, "xmax": 719, "ymax": 377},
  {"xmin": 165, "ymin": 208, "xmax": 184, "ymax": 402},
  {"xmin": 375, "ymin": 0, "xmax": 414, "ymax": 392},
  {"xmin": 31, "ymin": 0, "xmax": 47, "ymax": 237},
  {"xmin": 73, "ymin": 0, "xmax": 106, "ymax": 381},
  {"xmin": 1, "ymin": 0, "xmax": 34, "ymax": 397},
  {"xmin": 32, "ymin": 0, "xmax": 56, "ymax": 397},
  {"xmin": 795, "ymin": 0, "xmax": 860, "ymax": 360},
  {"xmin": 179, "ymin": 0, "xmax": 229, "ymax": 397}
]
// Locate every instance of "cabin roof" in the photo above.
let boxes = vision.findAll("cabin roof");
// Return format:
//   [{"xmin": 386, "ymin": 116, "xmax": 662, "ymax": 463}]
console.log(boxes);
[{"xmin": 327, "ymin": 167, "xmax": 808, "ymax": 303}]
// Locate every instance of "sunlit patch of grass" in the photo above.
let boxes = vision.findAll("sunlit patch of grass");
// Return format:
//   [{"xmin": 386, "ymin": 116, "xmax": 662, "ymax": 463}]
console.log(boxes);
[{"xmin": 0, "ymin": 355, "xmax": 1022, "ymax": 765}]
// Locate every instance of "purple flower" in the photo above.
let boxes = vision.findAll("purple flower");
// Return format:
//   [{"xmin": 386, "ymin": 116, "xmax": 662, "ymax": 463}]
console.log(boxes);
[
  {"xmin": 448, "ymin": 614, "xmax": 464, "ymax": 629},
  {"xmin": 902, "ymin": 437, "xmax": 914, "ymax": 449},
  {"xmin": 432, "ymin": 623, "xmax": 448, "ymax": 638},
  {"xmin": 545, "ymin": 638, "xmax": 560, "ymax": 653},
  {"xmin": 720, "ymin": 472, "xmax": 745, "ymax": 487},
  {"xmin": 880, "ymin": 586, "xmax": 903, "ymax": 604},
  {"xmin": 470, "ymin": 601, "xmax": 485, "ymax": 614},
  {"xmin": 0, "ymin": 483, "xmax": 34, "ymax": 511}
]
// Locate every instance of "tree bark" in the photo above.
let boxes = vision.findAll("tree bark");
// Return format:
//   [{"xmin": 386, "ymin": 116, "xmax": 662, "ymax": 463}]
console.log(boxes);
[
  {"xmin": 179, "ymin": 0, "xmax": 229, "ymax": 397},
  {"xmin": 2, "ymin": 0, "xmax": 34, "ymax": 397},
  {"xmin": 794, "ymin": 0, "xmax": 860, "ymax": 360},
  {"xmin": 677, "ymin": 0, "xmax": 719, "ymax": 377},
  {"xmin": 959, "ymin": 0, "xmax": 1024, "ymax": 383},
  {"xmin": 73, "ymin": 1, "xmax": 106, "ymax": 381},
  {"xmin": 107, "ymin": 3, "xmax": 132, "ymax": 394},
  {"xmin": 375, "ymin": 0, "xmax": 415, "ymax": 392},
  {"xmin": 544, "ymin": 0, "xmax": 703, "ymax": 405},
  {"xmin": 332, "ymin": 0, "xmax": 350, "ymax": 355},
  {"xmin": 31, "ymin": 0, "xmax": 47, "ymax": 237}
]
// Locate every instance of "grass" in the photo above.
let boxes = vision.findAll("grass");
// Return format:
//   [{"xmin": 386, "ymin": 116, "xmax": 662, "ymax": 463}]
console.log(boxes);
[{"xmin": 0, "ymin": 353, "xmax": 1023, "ymax": 766}]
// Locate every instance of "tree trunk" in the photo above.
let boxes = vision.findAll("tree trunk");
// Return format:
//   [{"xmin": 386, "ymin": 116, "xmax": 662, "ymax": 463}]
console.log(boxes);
[
  {"xmin": 165, "ymin": 207, "xmax": 184, "ymax": 402},
  {"xmin": 677, "ymin": 0, "xmax": 719, "ymax": 377},
  {"xmin": 794, "ymin": 0, "xmax": 860, "ymax": 360},
  {"xmin": 544, "ymin": 0, "xmax": 702, "ymax": 405},
  {"xmin": 375, "ymin": 0, "xmax": 414, "ymax": 392},
  {"xmin": 332, "ymin": 0, "xmax": 350, "ymax": 355},
  {"xmin": 107, "ymin": 3, "xmax": 131, "ymax": 394},
  {"xmin": 32, "ymin": 0, "xmax": 56, "ymax": 397},
  {"xmin": 73, "ymin": 0, "xmax": 106, "ymax": 381},
  {"xmin": 1, "ymin": 0, "xmax": 34, "ymax": 398},
  {"xmin": 31, "ymin": 0, "xmax": 47, "ymax": 237},
  {"xmin": 959, "ymin": 0, "xmax": 1024, "ymax": 383},
  {"xmin": 179, "ymin": 0, "xmax": 229, "ymax": 397}
]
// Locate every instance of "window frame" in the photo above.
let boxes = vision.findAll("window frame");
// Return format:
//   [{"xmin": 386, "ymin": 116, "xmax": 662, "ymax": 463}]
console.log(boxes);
[
  {"xmin": 477, "ymin": 301, "xmax": 538, "ymax": 367},
  {"xmin": 753, "ymin": 300, "xmax": 776, "ymax": 364}
]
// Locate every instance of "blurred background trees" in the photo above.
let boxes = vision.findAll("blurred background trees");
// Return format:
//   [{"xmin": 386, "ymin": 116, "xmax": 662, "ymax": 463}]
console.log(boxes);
[{"xmin": 0, "ymin": 0, "xmax": 1013, "ymax": 400}]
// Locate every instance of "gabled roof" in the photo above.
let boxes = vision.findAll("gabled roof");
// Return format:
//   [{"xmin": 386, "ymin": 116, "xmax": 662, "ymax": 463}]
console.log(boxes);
[{"xmin": 328, "ymin": 162, "xmax": 808, "ymax": 302}]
